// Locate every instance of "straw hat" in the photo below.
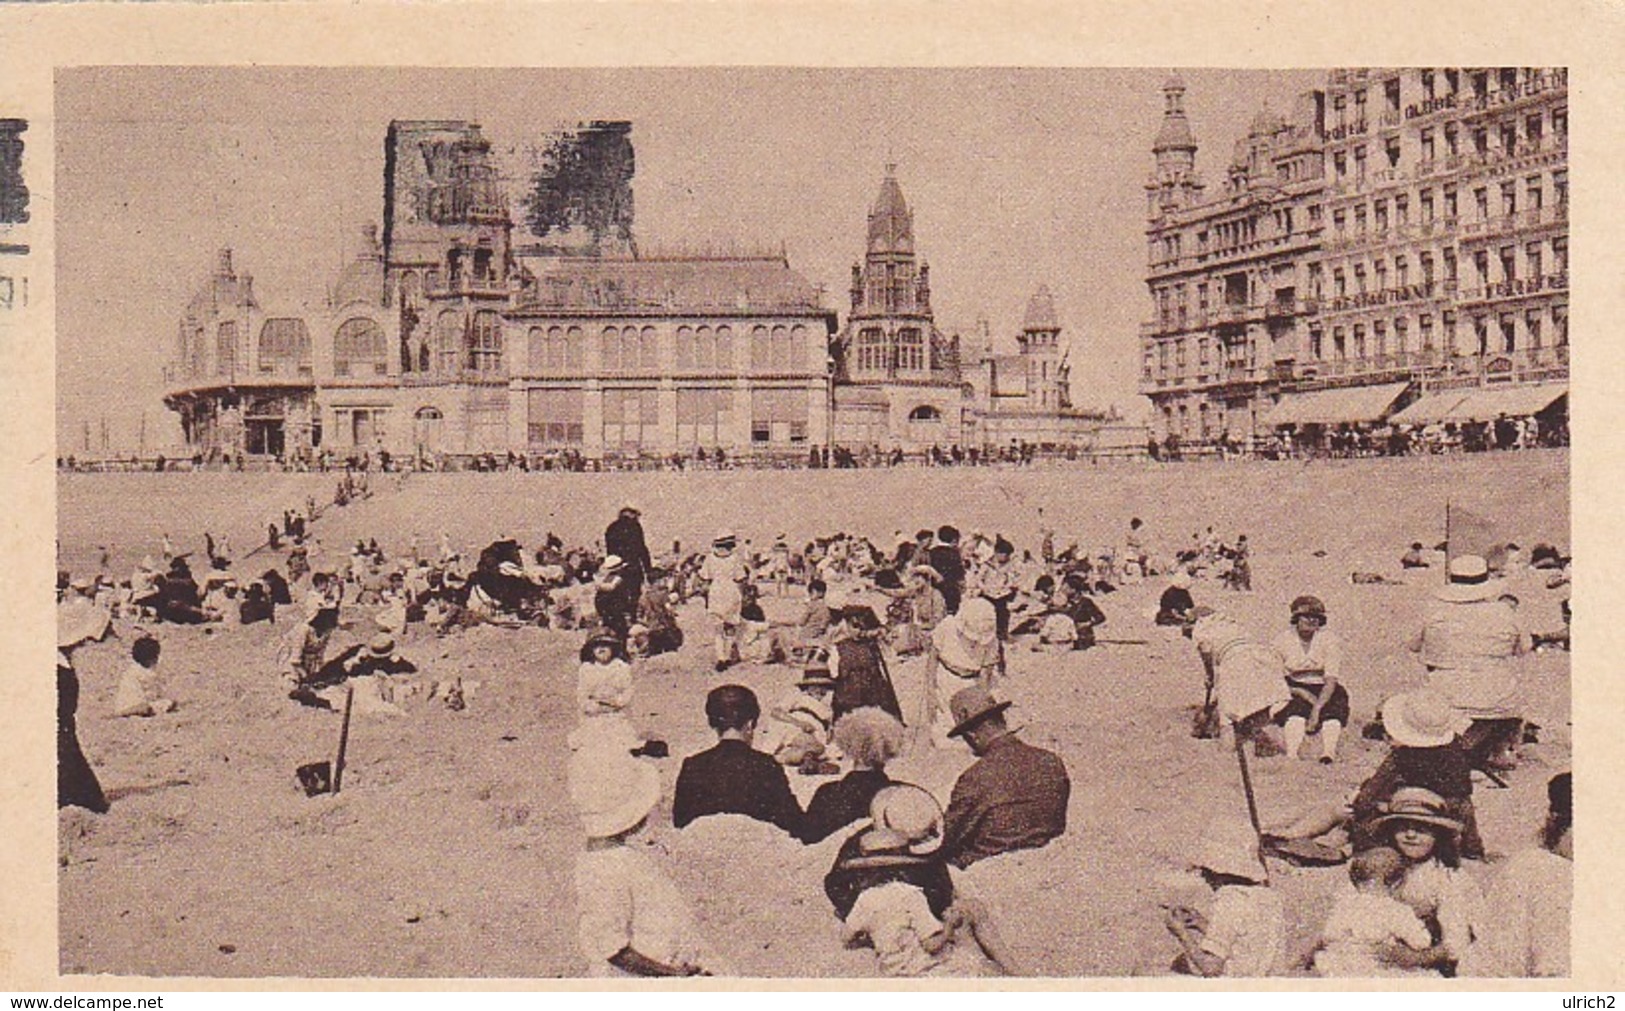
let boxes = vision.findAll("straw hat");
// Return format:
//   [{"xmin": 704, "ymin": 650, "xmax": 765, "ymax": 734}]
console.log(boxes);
[
  {"xmin": 367, "ymin": 634, "xmax": 396, "ymax": 656},
  {"xmin": 946, "ymin": 685, "xmax": 1013, "ymax": 738},
  {"xmin": 1372, "ymin": 786, "xmax": 1464, "ymax": 835},
  {"xmin": 1194, "ymin": 815, "xmax": 1268, "ymax": 883},
  {"xmin": 866, "ymin": 784, "xmax": 945, "ymax": 855},
  {"xmin": 1436, "ymin": 555, "xmax": 1506, "ymax": 603},
  {"xmin": 57, "ymin": 597, "xmax": 111, "ymax": 649},
  {"xmin": 1171, "ymin": 571, "xmax": 1193, "ymax": 590},
  {"xmin": 1382, "ymin": 689, "xmax": 1470, "ymax": 748},
  {"xmin": 713, "ymin": 530, "xmax": 738, "ymax": 548},
  {"xmin": 957, "ymin": 598, "xmax": 999, "ymax": 644},
  {"xmin": 571, "ymin": 759, "xmax": 661, "ymax": 838}
]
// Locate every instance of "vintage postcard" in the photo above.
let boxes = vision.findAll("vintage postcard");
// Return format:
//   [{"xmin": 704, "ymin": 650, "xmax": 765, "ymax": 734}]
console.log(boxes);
[{"xmin": 3, "ymin": 0, "xmax": 1619, "ymax": 994}]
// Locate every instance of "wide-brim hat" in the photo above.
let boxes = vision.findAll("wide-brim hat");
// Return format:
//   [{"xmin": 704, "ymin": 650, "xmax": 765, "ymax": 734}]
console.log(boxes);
[
  {"xmin": 947, "ymin": 685, "xmax": 1013, "ymax": 738},
  {"xmin": 1434, "ymin": 578, "xmax": 1507, "ymax": 603},
  {"xmin": 598, "ymin": 555, "xmax": 625, "ymax": 574},
  {"xmin": 572, "ymin": 759, "xmax": 661, "ymax": 838},
  {"xmin": 1381, "ymin": 689, "xmax": 1470, "ymax": 748},
  {"xmin": 1372, "ymin": 786, "xmax": 1464, "ymax": 835},
  {"xmin": 797, "ymin": 669, "xmax": 836, "ymax": 689},
  {"xmin": 585, "ymin": 630, "xmax": 624, "ymax": 652},
  {"xmin": 57, "ymin": 598, "xmax": 112, "ymax": 649},
  {"xmin": 368, "ymin": 634, "xmax": 396, "ymax": 656},
  {"xmin": 957, "ymin": 598, "xmax": 999, "ymax": 643},
  {"xmin": 619, "ymin": 502, "xmax": 641, "ymax": 516},
  {"xmin": 866, "ymin": 783, "xmax": 945, "ymax": 855},
  {"xmin": 1194, "ymin": 816, "xmax": 1268, "ymax": 883},
  {"xmin": 712, "ymin": 531, "xmax": 738, "ymax": 548}
]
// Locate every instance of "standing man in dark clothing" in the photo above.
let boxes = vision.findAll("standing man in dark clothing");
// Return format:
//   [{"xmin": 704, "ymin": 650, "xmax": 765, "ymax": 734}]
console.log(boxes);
[
  {"xmin": 673, "ymin": 685, "xmax": 804, "ymax": 837},
  {"xmin": 939, "ymin": 686, "xmax": 1071, "ymax": 869},
  {"xmin": 928, "ymin": 525, "xmax": 967, "ymax": 616},
  {"xmin": 604, "ymin": 502, "xmax": 653, "ymax": 631}
]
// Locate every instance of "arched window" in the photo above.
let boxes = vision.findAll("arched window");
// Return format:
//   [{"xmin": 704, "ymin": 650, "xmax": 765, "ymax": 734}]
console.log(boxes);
[
  {"xmin": 897, "ymin": 328, "xmax": 924, "ymax": 372},
  {"xmin": 751, "ymin": 325, "xmax": 771, "ymax": 370},
  {"xmin": 621, "ymin": 329, "xmax": 642, "ymax": 373},
  {"xmin": 565, "ymin": 326, "xmax": 585, "ymax": 370},
  {"xmin": 676, "ymin": 325, "xmax": 695, "ymax": 370},
  {"xmin": 258, "ymin": 318, "xmax": 311, "ymax": 374},
  {"xmin": 856, "ymin": 328, "xmax": 885, "ymax": 373},
  {"xmin": 527, "ymin": 327, "xmax": 547, "ymax": 372},
  {"xmin": 601, "ymin": 326, "xmax": 621, "ymax": 373},
  {"xmin": 435, "ymin": 311, "xmax": 463, "ymax": 374},
  {"xmin": 334, "ymin": 317, "xmax": 387, "ymax": 377},
  {"xmin": 715, "ymin": 325, "xmax": 734, "ymax": 370},
  {"xmin": 770, "ymin": 325, "xmax": 791, "ymax": 370},
  {"xmin": 909, "ymin": 405, "xmax": 942, "ymax": 422},
  {"xmin": 469, "ymin": 310, "xmax": 502, "ymax": 372},
  {"xmin": 789, "ymin": 325, "xmax": 808, "ymax": 372},
  {"xmin": 689, "ymin": 325, "xmax": 710, "ymax": 371},
  {"xmin": 640, "ymin": 326, "xmax": 660, "ymax": 371}
]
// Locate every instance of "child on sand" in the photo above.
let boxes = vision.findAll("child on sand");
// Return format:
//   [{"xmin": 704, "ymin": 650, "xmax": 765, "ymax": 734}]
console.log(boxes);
[
  {"xmin": 571, "ymin": 761, "xmax": 723, "ymax": 977},
  {"xmin": 1164, "ymin": 816, "xmax": 1286, "ymax": 977},
  {"xmin": 823, "ymin": 784, "xmax": 1014, "ymax": 976},
  {"xmin": 761, "ymin": 657, "xmax": 838, "ymax": 772},
  {"xmin": 1314, "ymin": 846, "xmax": 1436, "ymax": 977},
  {"xmin": 112, "ymin": 634, "xmax": 175, "ymax": 718}
]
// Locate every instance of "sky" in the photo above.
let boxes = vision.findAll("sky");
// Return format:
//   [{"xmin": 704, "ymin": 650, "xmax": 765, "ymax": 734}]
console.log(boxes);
[{"xmin": 55, "ymin": 66, "xmax": 1325, "ymax": 452}]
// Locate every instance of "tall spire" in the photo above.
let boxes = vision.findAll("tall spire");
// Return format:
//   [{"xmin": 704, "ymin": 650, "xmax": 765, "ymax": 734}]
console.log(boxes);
[{"xmin": 867, "ymin": 164, "xmax": 915, "ymax": 256}]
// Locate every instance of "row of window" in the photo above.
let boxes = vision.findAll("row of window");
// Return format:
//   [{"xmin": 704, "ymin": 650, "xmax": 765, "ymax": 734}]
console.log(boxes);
[
  {"xmin": 1144, "ymin": 302, "xmax": 1569, "ymax": 380},
  {"xmin": 853, "ymin": 327, "xmax": 927, "ymax": 372},
  {"xmin": 525, "ymin": 386, "xmax": 814, "ymax": 447}
]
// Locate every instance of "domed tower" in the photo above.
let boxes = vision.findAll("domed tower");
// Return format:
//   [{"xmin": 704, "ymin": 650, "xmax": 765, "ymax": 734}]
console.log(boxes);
[
  {"xmin": 1147, "ymin": 73, "xmax": 1204, "ymax": 217},
  {"xmin": 1017, "ymin": 284, "xmax": 1068, "ymax": 410}
]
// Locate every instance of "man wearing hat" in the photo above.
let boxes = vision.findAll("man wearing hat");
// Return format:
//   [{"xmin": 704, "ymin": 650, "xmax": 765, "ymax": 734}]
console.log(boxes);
[
  {"xmin": 699, "ymin": 532, "xmax": 749, "ymax": 672},
  {"xmin": 1408, "ymin": 554, "xmax": 1528, "ymax": 771},
  {"xmin": 938, "ymin": 686, "xmax": 1070, "ymax": 869},
  {"xmin": 604, "ymin": 504, "xmax": 652, "ymax": 628}
]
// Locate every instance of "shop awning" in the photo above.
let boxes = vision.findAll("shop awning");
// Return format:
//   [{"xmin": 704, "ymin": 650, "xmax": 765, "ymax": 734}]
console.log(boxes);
[
  {"xmin": 1267, "ymin": 381, "xmax": 1411, "ymax": 426},
  {"xmin": 1389, "ymin": 390, "xmax": 1474, "ymax": 426},
  {"xmin": 1446, "ymin": 382, "xmax": 1567, "ymax": 422}
]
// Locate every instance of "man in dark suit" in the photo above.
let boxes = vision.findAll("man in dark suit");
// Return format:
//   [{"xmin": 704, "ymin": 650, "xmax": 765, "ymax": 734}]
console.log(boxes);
[
  {"xmin": 927, "ymin": 525, "xmax": 966, "ymax": 616},
  {"xmin": 604, "ymin": 503, "xmax": 653, "ymax": 628},
  {"xmin": 673, "ymin": 685, "xmax": 804, "ymax": 837},
  {"xmin": 939, "ymin": 686, "xmax": 1071, "ymax": 869}
]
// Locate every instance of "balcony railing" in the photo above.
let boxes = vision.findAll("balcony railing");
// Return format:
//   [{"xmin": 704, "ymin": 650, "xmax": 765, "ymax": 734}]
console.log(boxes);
[{"xmin": 1459, "ymin": 273, "xmax": 1569, "ymax": 304}]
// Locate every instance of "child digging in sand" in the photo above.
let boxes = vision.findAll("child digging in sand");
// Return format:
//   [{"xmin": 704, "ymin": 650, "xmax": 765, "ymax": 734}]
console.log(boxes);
[{"xmin": 1314, "ymin": 846, "xmax": 1436, "ymax": 977}]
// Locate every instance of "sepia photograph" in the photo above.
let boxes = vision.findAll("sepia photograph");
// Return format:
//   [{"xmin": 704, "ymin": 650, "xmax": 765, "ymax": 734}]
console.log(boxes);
[{"xmin": 48, "ymin": 63, "xmax": 1571, "ymax": 980}]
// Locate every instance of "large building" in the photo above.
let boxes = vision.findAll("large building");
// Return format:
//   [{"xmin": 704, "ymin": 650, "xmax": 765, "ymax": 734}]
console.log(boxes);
[
  {"xmin": 165, "ymin": 121, "xmax": 1123, "ymax": 462},
  {"xmin": 1140, "ymin": 68, "xmax": 1568, "ymax": 447}
]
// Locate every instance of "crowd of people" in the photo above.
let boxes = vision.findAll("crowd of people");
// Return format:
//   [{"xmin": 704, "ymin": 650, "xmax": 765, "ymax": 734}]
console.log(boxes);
[
  {"xmin": 53, "ymin": 477, "xmax": 1572, "ymax": 979},
  {"xmin": 1153, "ymin": 411, "xmax": 1569, "ymax": 463}
]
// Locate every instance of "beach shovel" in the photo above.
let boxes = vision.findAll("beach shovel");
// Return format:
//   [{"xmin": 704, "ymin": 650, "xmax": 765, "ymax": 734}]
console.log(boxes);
[{"xmin": 295, "ymin": 683, "xmax": 355, "ymax": 797}]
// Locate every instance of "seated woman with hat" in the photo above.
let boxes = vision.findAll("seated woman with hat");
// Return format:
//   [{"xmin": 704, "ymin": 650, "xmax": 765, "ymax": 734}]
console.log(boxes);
[
  {"xmin": 1365, "ymin": 787, "xmax": 1485, "ymax": 975},
  {"xmin": 1408, "ymin": 554, "xmax": 1529, "ymax": 774},
  {"xmin": 1270, "ymin": 595, "xmax": 1350, "ymax": 763}
]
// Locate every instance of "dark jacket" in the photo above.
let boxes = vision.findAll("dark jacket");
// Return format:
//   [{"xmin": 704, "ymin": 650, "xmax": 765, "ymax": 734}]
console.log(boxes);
[
  {"xmin": 941, "ymin": 732, "xmax": 1071, "ymax": 869},
  {"xmin": 927, "ymin": 545, "xmax": 966, "ymax": 613},
  {"xmin": 801, "ymin": 768, "xmax": 891, "ymax": 844},
  {"xmin": 673, "ymin": 739, "xmax": 804, "ymax": 836},
  {"xmin": 605, "ymin": 516, "xmax": 653, "ymax": 580}
]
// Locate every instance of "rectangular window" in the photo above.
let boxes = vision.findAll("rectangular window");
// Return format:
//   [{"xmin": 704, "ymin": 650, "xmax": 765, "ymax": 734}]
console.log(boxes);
[
  {"xmin": 1526, "ymin": 311, "xmax": 1543, "ymax": 349},
  {"xmin": 1527, "ymin": 175, "xmax": 1543, "ymax": 211},
  {"xmin": 526, "ymin": 388, "xmax": 585, "ymax": 445},
  {"xmin": 602, "ymin": 388, "xmax": 659, "ymax": 448},
  {"xmin": 1444, "ymin": 187, "xmax": 1458, "ymax": 220},
  {"xmin": 675, "ymin": 388, "xmax": 730, "ymax": 448},
  {"xmin": 750, "ymin": 388, "xmax": 808, "ymax": 444},
  {"xmin": 1501, "ymin": 181, "xmax": 1517, "ymax": 217},
  {"xmin": 1420, "ymin": 129, "xmax": 1435, "ymax": 161},
  {"xmin": 1527, "ymin": 242, "xmax": 1543, "ymax": 280},
  {"xmin": 1394, "ymin": 194, "xmax": 1409, "ymax": 225},
  {"xmin": 1420, "ymin": 189, "xmax": 1435, "ymax": 222},
  {"xmin": 1420, "ymin": 314, "xmax": 1434, "ymax": 350}
]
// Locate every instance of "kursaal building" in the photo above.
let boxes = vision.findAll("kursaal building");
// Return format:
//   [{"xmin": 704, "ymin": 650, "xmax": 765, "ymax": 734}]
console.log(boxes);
[{"xmin": 163, "ymin": 121, "xmax": 1122, "ymax": 463}]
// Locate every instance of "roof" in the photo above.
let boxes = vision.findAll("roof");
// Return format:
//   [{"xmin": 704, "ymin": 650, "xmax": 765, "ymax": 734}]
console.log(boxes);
[
  {"xmin": 867, "ymin": 166, "xmax": 915, "ymax": 256},
  {"xmin": 1023, "ymin": 285, "xmax": 1060, "ymax": 331},
  {"xmin": 1389, "ymin": 390, "xmax": 1472, "ymax": 426},
  {"xmin": 517, "ymin": 255, "xmax": 824, "ymax": 315},
  {"xmin": 1266, "ymin": 381, "xmax": 1410, "ymax": 426}
]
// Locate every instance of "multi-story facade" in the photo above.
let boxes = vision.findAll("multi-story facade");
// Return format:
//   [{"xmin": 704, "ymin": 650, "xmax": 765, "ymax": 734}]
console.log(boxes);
[{"xmin": 1140, "ymin": 68, "xmax": 1568, "ymax": 446}]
